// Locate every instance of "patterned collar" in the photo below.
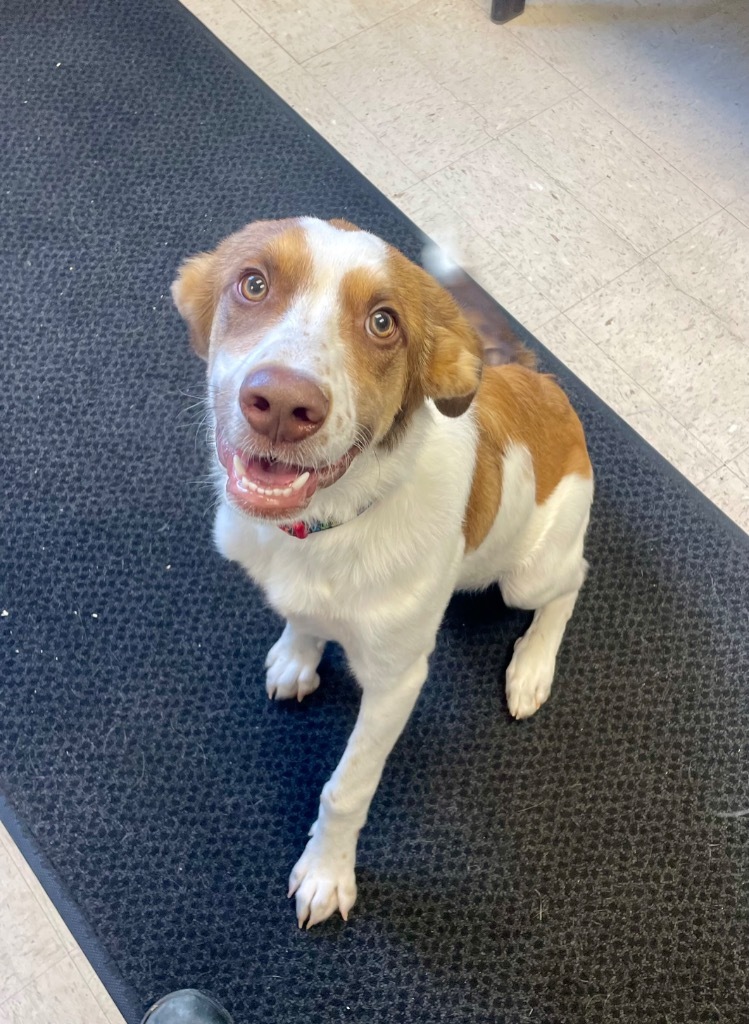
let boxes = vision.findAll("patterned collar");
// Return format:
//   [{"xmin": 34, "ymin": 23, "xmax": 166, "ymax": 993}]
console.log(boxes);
[{"xmin": 279, "ymin": 502, "xmax": 374, "ymax": 539}]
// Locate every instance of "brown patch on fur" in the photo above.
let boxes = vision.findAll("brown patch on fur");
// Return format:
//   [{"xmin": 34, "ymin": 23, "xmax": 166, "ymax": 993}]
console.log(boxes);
[
  {"xmin": 336, "ymin": 245, "xmax": 485, "ymax": 449},
  {"xmin": 463, "ymin": 365, "xmax": 592, "ymax": 551},
  {"xmin": 338, "ymin": 264, "xmax": 410, "ymax": 444},
  {"xmin": 172, "ymin": 219, "xmax": 313, "ymax": 360},
  {"xmin": 382, "ymin": 249, "xmax": 483, "ymax": 438},
  {"xmin": 328, "ymin": 218, "xmax": 363, "ymax": 234},
  {"xmin": 171, "ymin": 250, "xmax": 219, "ymax": 358}
]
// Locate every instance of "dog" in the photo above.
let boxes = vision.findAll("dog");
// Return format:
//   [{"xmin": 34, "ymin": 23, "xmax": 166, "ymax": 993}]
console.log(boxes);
[{"xmin": 172, "ymin": 217, "xmax": 593, "ymax": 929}]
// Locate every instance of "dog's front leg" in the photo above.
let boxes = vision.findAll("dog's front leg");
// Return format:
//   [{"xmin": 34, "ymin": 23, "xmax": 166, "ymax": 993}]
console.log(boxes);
[
  {"xmin": 289, "ymin": 652, "xmax": 429, "ymax": 929},
  {"xmin": 265, "ymin": 619, "xmax": 326, "ymax": 702}
]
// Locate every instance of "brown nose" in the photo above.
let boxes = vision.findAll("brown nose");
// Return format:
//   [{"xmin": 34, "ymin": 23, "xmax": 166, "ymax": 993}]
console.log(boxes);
[{"xmin": 239, "ymin": 366, "xmax": 329, "ymax": 443}]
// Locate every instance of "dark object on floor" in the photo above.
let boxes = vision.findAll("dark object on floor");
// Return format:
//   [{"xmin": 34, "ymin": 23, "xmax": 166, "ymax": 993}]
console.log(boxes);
[
  {"xmin": 491, "ymin": 0, "xmax": 526, "ymax": 24},
  {"xmin": 1, "ymin": 1, "xmax": 748, "ymax": 1023},
  {"xmin": 141, "ymin": 990, "xmax": 233, "ymax": 1024}
]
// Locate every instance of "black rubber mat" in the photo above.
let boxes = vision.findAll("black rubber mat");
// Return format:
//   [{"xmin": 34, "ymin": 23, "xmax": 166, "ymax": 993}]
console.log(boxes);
[{"xmin": 1, "ymin": 2, "xmax": 748, "ymax": 1022}]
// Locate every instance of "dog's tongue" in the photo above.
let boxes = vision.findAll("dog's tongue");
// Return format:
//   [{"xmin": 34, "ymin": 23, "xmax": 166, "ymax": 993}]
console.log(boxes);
[
  {"xmin": 225, "ymin": 453, "xmax": 318, "ymax": 515},
  {"xmin": 246, "ymin": 458, "xmax": 305, "ymax": 488}
]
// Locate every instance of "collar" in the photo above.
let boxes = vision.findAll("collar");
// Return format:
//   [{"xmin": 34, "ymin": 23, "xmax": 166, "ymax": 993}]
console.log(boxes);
[{"xmin": 278, "ymin": 501, "xmax": 374, "ymax": 539}]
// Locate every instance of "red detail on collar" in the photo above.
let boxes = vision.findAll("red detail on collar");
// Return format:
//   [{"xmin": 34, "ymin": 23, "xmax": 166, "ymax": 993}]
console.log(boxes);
[{"xmin": 280, "ymin": 521, "xmax": 311, "ymax": 539}]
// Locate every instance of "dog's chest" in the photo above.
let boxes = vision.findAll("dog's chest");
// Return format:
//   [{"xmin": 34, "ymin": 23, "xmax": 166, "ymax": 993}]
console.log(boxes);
[{"xmin": 214, "ymin": 501, "xmax": 431, "ymax": 645}]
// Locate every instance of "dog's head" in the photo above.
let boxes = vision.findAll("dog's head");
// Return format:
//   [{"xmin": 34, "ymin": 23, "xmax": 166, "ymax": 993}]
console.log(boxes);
[{"xmin": 172, "ymin": 217, "xmax": 483, "ymax": 521}]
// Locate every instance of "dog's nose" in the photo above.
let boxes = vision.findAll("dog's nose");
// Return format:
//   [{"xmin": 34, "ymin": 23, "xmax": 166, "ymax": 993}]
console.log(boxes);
[{"xmin": 239, "ymin": 366, "xmax": 329, "ymax": 443}]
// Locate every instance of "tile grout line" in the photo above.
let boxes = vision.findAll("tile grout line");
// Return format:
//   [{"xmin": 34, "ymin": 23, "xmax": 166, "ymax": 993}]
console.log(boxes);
[
  {"xmin": 296, "ymin": 0, "xmax": 423, "ymax": 67},
  {"xmin": 224, "ymin": 0, "xmax": 300, "ymax": 69},
  {"xmin": 0, "ymin": 948, "xmax": 70, "ymax": 1009},
  {"xmin": 577, "ymin": 88, "xmax": 728, "ymax": 212},
  {"xmin": 648, "ymin": 237, "xmax": 749, "ymax": 342},
  {"xmin": 389, "ymin": 178, "xmax": 563, "ymax": 329},
  {"xmin": 69, "ymin": 950, "xmax": 123, "ymax": 1024},
  {"xmin": 482, "ymin": 4, "xmax": 589, "ymax": 95},
  {"xmin": 578, "ymin": 79, "xmax": 745, "ymax": 211},
  {"xmin": 549, "ymin": 310, "xmax": 730, "ymax": 480},
  {"xmin": 423, "ymin": 133, "xmax": 648, "ymax": 305},
  {"xmin": 489, "ymin": 95, "xmax": 725, "ymax": 263}
]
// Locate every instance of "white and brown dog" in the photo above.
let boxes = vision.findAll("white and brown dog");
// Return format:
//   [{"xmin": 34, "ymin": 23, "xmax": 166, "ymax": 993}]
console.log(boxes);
[{"xmin": 172, "ymin": 217, "xmax": 593, "ymax": 929}]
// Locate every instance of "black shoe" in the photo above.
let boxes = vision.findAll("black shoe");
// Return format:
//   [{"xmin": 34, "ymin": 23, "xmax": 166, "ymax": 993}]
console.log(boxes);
[{"xmin": 140, "ymin": 989, "xmax": 233, "ymax": 1024}]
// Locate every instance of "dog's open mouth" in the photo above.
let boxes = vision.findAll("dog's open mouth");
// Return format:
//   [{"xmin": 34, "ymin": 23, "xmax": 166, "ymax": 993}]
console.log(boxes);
[{"xmin": 217, "ymin": 433, "xmax": 358, "ymax": 519}]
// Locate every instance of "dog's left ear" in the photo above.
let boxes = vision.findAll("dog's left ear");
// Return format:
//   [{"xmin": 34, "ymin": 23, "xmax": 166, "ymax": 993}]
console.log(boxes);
[
  {"xmin": 422, "ymin": 279, "xmax": 483, "ymax": 418},
  {"xmin": 171, "ymin": 250, "xmax": 218, "ymax": 360}
]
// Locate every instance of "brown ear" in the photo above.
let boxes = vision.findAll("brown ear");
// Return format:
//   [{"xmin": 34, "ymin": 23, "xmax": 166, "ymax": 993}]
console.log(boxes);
[
  {"xmin": 171, "ymin": 251, "xmax": 219, "ymax": 359},
  {"xmin": 422, "ymin": 284, "xmax": 483, "ymax": 418}
]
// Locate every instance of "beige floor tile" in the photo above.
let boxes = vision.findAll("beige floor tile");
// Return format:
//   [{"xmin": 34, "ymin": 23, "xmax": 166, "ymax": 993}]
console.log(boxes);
[
  {"xmin": 584, "ymin": 40, "xmax": 749, "ymax": 207},
  {"xmin": 506, "ymin": 93, "xmax": 718, "ymax": 256},
  {"xmin": 0, "ymin": 826, "xmax": 78, "ymax": 955},
  {"xmin": 427, "ymin": 138, "xmax": 640, "ymax": 307},
  {"xmin": 728, "ymin": 195, "xmax": 749, "ymax": 229},
  {"xmin": 259, "ymin": 64, "xmax": 418, "ymax": 196},
  {"xmin": 536, "ymin": 315, "xmax": 721, "ymax": 486},
  {"xmin": 0, "ymin": 956, "xmax": 110, "ymax": 1024},
  {"xmin": 396, "ymin": 181, "xmax": 559, "ymax": 329},
  {"xmin": 566, "ymin": 260, "xmax": 749, "ymax": 464},
  {"xmin": 0, "ymin": 841, "xmax": 66, "ymax": 1002},
  {"xmin": 700, "ymin": 464, "xmax": 749, "ymax": 533},
  {"xmin": 239, "ymin": 0, "xmax": 419, "ymax": 62},
  {"xmin": 178, "ymin": 0, "xmax": 295, "ymax": 78},
  {"xmin": 653, "ymin": 210, "xmax": 749, "ymax": 337},
  {"xmin": 305, "ymin": 25, "xmax": 492, "ymax": 178},
  {"xmin": 71, "ymin": 952, "xmax": 126, "ymax": 1024},
  {"xmin": 386, "ymin": 0, "xmax": 575, "ymax": 135},
  {"xmin": 728, "ymin": 447, "xmax": 749, "ymax": 484},
  {"xmin": 484, "ymin": 0, "xmax": 723, "ymax": 91}
]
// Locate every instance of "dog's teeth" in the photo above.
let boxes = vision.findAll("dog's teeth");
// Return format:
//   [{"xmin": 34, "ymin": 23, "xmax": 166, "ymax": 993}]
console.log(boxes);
[
  {"xmin": 290, "ymin": 471, "xmax": 310, "ymax": 492},
  {"xmin": 281, "ymin": 487, "xmax": 293, "ymax": 497},
  {"xmin": 233, "ymin": 454, "xmax": 245, "ymax": 476}
]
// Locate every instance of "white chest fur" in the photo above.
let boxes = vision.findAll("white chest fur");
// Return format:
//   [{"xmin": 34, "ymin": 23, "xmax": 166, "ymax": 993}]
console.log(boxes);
[{"xmin": 213, "ymin": 404, "xmax": 478, "ymax": 653}]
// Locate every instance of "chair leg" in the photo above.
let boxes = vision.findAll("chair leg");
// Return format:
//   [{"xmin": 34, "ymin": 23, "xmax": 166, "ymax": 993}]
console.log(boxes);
[{"xmin": 491, "ymin": 0, "xmax": 526, "ymax": 23}]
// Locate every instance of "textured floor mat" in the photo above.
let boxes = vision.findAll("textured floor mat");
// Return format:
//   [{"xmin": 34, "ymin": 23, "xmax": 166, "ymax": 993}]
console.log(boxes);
[{"xmin": 1, "ymin": 2, "xmax": 748, "ymax": 1022}]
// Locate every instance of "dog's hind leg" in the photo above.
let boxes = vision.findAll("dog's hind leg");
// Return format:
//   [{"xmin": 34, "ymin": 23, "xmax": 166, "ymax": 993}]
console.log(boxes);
[
  {"xmin": 501, "ymin": 513, "xmax": 590, "ymax": 720},
  {"xmin": 504, "ymin": 581, "xmax": 584, "ymax": 719}
]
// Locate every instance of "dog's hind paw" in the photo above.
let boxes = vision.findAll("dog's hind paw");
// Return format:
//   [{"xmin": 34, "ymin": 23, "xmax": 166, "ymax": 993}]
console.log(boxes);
[{"xmin": 505, "ymin": 631, "xmax": 555, "ymax": 720}]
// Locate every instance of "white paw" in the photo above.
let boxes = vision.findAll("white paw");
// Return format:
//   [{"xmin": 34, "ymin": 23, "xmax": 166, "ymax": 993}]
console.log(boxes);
[
  {"xmin": 288, "ymin": 835, "xmax": 357, "ymax": 929},
  {"xmin": 505, "ymin": 632, "xmax": 556, "ymax": 720},
  {"xmin": 265, "ymin": 631, "xmax": 323, "ymax": 701}
]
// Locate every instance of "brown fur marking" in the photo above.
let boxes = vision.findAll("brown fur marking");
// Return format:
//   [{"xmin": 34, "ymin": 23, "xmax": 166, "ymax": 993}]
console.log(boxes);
[
  {"xmin": 463, "ymin": 365, "xmax": 592, "ymax": 551},
  {"xmin": 171, "ymin": 219, "xmax": 313, "ymax": 360}
]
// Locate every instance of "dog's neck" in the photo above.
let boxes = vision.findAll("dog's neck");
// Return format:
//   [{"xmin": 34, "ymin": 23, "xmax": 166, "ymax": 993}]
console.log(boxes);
[
  {"xmin": 278, "ymin": 499, "xmax": 375, "ymax": 539},
  {"xmin": 280, "ymin": 403, "xmax": 436, "ymax": 532}
]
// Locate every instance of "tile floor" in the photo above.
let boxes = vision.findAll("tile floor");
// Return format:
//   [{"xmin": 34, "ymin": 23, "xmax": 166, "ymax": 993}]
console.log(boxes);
[{"xmin": 3, "ymin": 0, "xmax": 748, "ymax": 1020}]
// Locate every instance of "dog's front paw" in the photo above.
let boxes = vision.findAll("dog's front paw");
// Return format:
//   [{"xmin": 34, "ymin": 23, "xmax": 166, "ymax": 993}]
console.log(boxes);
[
  {"xmin": 265, "ymin": 629, "xmax": 323, "ymax": 701},
  {"xmin": 288, "ymin": 836, "xmax": 357, "ymax": 929},
  {"xmin": 505, "ymin": 631, "xmax": 555, "ymax": 720}
]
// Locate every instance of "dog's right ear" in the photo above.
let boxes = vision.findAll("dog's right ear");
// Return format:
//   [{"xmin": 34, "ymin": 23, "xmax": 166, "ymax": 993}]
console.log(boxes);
[{"xmin": 171, "ymin": 251, "xmax": 218, "ymax": 360}]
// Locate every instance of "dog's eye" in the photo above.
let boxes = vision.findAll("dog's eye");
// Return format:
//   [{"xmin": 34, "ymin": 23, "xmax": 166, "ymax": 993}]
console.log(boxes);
[
  {"xmin": 239, "ymin": 272, "xmax": 268, "ymax": 302},
  {"xmin": 367, "ymin": 309, "xmax": 396, "ymax": 339}
]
